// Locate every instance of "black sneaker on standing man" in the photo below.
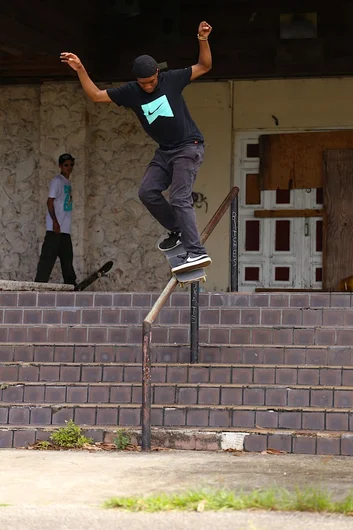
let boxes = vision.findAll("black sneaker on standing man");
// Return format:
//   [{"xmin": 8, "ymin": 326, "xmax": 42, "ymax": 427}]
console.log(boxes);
[{"xmin": 60, "ymin": 21, "xmax": 213, "ymax": 273}]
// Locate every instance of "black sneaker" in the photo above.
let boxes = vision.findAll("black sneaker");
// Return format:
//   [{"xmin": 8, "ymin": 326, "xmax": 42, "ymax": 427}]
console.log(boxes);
[
  {"xmin": 171, "ymin": 252, "xmax": 212, "ymax": 273},
  {"xmin": 158, "ymin": 232, "xmax": 182, "ymax": 251}
]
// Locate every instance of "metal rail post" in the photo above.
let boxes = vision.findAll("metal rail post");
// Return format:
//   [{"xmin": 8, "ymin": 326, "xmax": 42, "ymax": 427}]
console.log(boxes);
[
  {"xmin": 190, "ymin": 281, "xmax": 199, "ymax": 363},
  {"xmin": 230, "ymin": 195, "xmax": 239, "ymax": 291}
]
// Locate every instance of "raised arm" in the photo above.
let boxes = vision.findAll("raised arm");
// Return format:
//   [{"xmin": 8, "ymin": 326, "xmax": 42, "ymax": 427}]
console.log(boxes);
[
  {"xmin": 60, "ymin": 53, "xmax": 111, "ymax": 102},
  {"xmin": 190, "ymin": 21, "xmax": 212, "ymax": 81}
]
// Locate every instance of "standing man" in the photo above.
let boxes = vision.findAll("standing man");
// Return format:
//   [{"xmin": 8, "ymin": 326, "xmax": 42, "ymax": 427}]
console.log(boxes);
[
  {"xmin": 60, "ymin": 21, "xmax": 212, "ymax": 274},
  {"xmin": 35, "ymin": 154, "xmax": 77, "ymax": 285}
]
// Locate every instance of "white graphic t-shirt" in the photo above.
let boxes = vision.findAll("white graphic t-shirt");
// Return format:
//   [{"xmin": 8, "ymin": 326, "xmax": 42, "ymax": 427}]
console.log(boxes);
[{"xmin": 46, "ymin": 174, "xmax": 73, "ymax": 234}]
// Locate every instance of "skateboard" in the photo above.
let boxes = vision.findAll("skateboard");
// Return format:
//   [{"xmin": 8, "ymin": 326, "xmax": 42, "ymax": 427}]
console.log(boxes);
[
  {"xmin": 74, "ymin": 261, "xmax": 113, "ymax": 291},
  {"xmin": 162, "ymin": 244, "xmax": 207, "ymax": 286}
]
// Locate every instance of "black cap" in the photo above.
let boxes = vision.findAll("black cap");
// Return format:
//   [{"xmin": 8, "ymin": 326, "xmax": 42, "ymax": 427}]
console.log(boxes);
[
  {"xmin": 58, "ymin": 153, "xmax": 75, "ymax": 165},
  {"xmin": 132, "ymin": 55, "xmax": 158, "ymax": 78}
]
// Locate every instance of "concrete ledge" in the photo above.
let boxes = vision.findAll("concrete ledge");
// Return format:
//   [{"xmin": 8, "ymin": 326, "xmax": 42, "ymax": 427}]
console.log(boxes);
[
  {"xmin": 0, "ymin": 280, "xmax": 74, "ymax": 291},
  {"xmin": 2, "ymin": 426, "xmax": 352, "ymax": 455}
]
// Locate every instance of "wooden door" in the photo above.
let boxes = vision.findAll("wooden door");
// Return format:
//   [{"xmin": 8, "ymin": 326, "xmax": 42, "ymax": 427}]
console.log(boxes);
[
  {"xmin": 236, "ymin": 132, "xmax": 323, "ymax": 292},
  {"xmin": 323, "ymin": 149, "xmax": 353, "ymax": 290}
]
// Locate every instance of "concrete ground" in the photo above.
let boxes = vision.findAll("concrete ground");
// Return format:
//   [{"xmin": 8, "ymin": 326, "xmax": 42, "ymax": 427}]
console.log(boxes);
[{"xmin": 0, "ymin": 450, "xmax": 353, "ymax": 529}]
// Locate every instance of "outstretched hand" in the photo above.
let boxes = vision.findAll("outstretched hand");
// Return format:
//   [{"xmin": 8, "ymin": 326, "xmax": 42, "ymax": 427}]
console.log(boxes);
[
  {"xmin": 60, "ymin": 52, "xmax": 83, "ymax": 71},
  {"xmin": 198, "ymin": 21, "xmax": 212, "ymax": 38}
]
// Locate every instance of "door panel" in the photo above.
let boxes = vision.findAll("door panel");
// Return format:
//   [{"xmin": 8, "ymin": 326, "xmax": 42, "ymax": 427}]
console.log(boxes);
[
  {"xmin": 236, "ymin": 133, "xmax": 323, "ymax": 292},
  {"xmin": 323, "ymin": 149, "xmax": 353, "ymax": 290}
]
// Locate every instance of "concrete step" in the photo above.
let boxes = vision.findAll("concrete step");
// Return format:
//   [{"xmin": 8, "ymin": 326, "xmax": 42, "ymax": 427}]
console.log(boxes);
[
  {"xmin": 2, "ymin": 381, "xmax": 353, "ymax": 408},
  {"xmin": 2, "ymin": 343, "xmax": 353, "ymax": 365},
  {"xmin": 1, "ymin": 425, "xmax": 353, "ymax": 455},
  {"xmin": 2, "ymin": 362, "xmax": 353, "ymax": 385},
  {"xmin": 1, "ymin": 403, "xmax": 352, "ymax": 431}
]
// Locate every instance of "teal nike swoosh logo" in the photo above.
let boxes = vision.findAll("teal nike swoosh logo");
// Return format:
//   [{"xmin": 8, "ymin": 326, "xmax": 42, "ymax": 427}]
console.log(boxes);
[
  {"xmin": 147, "ymin": 103, "xmax": 163, "ymax": 116},
  {"xmin": 141, "ymin": 95, "xmax": 174, "ymax": 124}
]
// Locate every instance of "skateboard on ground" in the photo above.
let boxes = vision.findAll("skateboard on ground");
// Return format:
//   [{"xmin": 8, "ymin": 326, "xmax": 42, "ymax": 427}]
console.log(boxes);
[
  {"xmin": 162, "ymin": 244, "xmax": 207, "ymax": 286},
  {"xmin": 74, "ymin": 261, "xmax": 113, "ymax": 291}
]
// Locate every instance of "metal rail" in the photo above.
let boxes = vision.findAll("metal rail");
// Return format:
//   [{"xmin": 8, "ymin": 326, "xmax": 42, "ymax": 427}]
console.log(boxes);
[
  {"xmin": 141, "ymin": 186, "xmax": 239, "ymax": 450},
  {"xmin": 230, "ymin": 195, "xmax": 239, "ymax": 291},
  {"xmin": 190, "ymin": 281, "xmax": 200, "ymax": 363}
]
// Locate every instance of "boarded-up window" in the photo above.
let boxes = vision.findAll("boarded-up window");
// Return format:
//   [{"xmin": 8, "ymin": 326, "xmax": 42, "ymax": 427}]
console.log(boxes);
[
  {"xmin": 260, "ymin": 131, "xmax": 353, "ymax": 190},
  {"xmin": 246, "ymin": 174, "xmax": 261, "ymax": 205}
]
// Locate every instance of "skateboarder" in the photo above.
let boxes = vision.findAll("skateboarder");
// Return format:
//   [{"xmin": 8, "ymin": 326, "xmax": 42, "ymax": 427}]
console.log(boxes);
[
  {"xmin": 34, "ymin": 154, "xmax": 77, "ymax": 285},
  {"xmin": 60, "ymin": 21, "xmax": 213, "ymax": 274}
]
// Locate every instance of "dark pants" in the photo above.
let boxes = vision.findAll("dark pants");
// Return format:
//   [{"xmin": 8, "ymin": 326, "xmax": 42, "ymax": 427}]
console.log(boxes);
[
  {"xmin": 35, "ymin": 231, "xmax": 76, "ymax": 285},
  {"xmin": 138, "ymin": 143, "xmax": 206, "ymax": 255}
]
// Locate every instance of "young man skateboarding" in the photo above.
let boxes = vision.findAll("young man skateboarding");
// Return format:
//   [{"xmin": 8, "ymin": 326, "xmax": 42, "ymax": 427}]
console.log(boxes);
[
  {"xmin": 60, "ymin": 21, "xmax": 212, "ymax": 274},
  {"xmin": 35, "ymin": 154, "xmax": 77, "ymax": 285}
]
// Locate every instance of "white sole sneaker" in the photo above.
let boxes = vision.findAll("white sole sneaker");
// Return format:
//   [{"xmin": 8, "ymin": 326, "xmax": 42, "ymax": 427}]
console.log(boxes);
[
  {"xmin": 158, "ymin": 239, "xmax": 182, "ymax": 252},
  {"xmin": 171, "ymin": 256, "xmax": 212, "ymax": 273}
]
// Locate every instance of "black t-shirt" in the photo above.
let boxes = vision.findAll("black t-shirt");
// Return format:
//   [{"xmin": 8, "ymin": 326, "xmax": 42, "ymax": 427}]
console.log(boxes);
[{"xmin": 106, "ymin": 67, "xmax": 204, "ymax": 150}]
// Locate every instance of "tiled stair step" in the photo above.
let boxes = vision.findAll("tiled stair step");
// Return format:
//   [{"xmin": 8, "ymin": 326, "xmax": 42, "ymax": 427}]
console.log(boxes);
[
  {"xmin": 1, "ymin": 425, "xmax": 353, "ymax": 455},
  {"xmin": 4, "ymin": 305, "xmax": 353, "ymax": 328},
  {"xmin": 2, "ymin": 362, "xmax": 353, "ymax": 385},
  {"xmin": 0, "ymin": 324, "xmax": 353, "ymax": 345},
  {"xmin": 3, "ymin": 291, "xmax": 353, "ymax": 310},
  {"xmin": 0, "ymin": 292, "xmax": 192, "ymax": 309},
  {"xmin": 1, "ymin": 403, "xmax": 353, "ymax": 431},
  {"xmin": 3, "ymin": 304, "xmax": 353, "ymax": 328},
  {"xmin": 2, "ymin": 382, "xmax": 353, "ymax": 408},
  {"xmin": 2, "ymin": 343, "xmax": 353, "ymax": 365}
]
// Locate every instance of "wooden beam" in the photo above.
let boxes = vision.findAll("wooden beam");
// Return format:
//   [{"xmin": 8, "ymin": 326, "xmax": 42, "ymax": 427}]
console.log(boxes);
[
  {"xmin": 0, "ymin": 43, "xmax": 23, "ymax": 57},
  {"xmin": 0, "ymin": 13, "xmax": 68, "ymax": 55},
  {"xmin": 0, "ymin": 56, "xmax": 76, "ymax": 77},
  {"xmin": 254, "ymin": 209, "xmax": 323, "ymax": 218},
  {"xmin": 0, "ymin": 0, "xmax": 86, "ymax": 45}
]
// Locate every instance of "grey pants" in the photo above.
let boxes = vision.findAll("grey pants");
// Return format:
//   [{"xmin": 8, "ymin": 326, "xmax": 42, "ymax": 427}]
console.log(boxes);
[{"xmin": 138, "ymin": 143, "xmax": 206, "ymax": 255}]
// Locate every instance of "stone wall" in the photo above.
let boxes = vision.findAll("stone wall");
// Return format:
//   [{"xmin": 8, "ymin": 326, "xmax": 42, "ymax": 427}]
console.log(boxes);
[
  {"xmin": 0, "ymin": 86, "xmax": 40, "ymax": 280},
  {"xmin": 85, "ymin": 97, "xmax": 168, "ymax": 291},
  {"xmin": 0, "ymin": 82, "xmax": 173, "ymax": 290}
]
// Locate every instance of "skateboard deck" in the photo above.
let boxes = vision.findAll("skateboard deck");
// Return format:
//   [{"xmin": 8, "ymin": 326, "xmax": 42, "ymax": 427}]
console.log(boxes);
[
  {"xmin": 74, "ymin": 261, "xmax": 113, "ymax": 291},
  {"xmin": 162, "ymin": 244, "xmax": 207, "ymax": 286}
]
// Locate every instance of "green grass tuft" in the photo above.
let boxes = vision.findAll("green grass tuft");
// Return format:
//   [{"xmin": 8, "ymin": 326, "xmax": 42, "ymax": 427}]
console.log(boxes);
[
  {"xmin": 50, "ymin": 420, "xmax": 93, "ymax": 448},
  {"xmin": 104, "ymin": 487, "xmax": 353, "ymax": 515}
]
